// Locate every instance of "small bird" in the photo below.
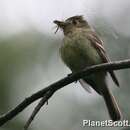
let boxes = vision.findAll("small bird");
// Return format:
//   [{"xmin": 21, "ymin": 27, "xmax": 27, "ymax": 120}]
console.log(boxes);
[{"xmin": 54, "ymin": 15, "xmax": 121, "ymax": 121}]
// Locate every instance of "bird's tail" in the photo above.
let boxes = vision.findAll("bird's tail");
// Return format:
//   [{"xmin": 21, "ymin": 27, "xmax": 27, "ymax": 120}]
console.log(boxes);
[{"xmin": 102, "ymin": 87, "xmax": 122, "ymax": 121}]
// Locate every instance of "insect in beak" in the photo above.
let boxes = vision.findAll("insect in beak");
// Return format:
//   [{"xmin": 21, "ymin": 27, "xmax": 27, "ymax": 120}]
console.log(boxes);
[{"xmin": 53, "ymin": 20, "xmax": 66, "ymax": 33}]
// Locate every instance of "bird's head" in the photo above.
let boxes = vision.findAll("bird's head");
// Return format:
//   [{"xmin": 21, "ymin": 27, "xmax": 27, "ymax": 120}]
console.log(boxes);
[{"xmin": 54, "ymin": 15, "xmax": 89, "ymax": 35}]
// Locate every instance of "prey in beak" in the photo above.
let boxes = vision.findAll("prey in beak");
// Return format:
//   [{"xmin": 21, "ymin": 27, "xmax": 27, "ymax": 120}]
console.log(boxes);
[{"xmin": 53, "ymin": 20, "xmax": 65, "ymax": 33}]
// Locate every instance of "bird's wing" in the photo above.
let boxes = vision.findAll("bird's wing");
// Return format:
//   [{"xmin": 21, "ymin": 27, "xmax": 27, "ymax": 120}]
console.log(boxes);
[{"xmin": 86, "ymin": 31, "xmax": 119, "ymax": 87}]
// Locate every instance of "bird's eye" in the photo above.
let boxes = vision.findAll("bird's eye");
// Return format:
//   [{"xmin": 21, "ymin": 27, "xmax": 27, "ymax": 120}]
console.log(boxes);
[{"xmin": 72, "ymin": 20, "xmax": 78, "ymax": 25}]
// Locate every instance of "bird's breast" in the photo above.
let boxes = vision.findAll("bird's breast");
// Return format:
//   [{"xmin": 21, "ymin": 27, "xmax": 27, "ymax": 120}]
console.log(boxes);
[{"xmin": 60, "ymin": 34, "xmax": 102, "ymax": 72}]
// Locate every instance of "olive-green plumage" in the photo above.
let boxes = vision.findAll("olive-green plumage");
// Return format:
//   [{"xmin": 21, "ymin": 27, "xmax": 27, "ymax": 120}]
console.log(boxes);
[
  {"xmin": 60, "ymin": 29, "xmax": 103, "ymax": 71},
  {"xmin": 54, "ymin": 15, "xmax": 121, "ymax": 121}
]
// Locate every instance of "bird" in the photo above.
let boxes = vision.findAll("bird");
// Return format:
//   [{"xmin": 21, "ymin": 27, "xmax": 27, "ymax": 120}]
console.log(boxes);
[{"xmin": 54, "ymin": 15, "xmax": 122, "ymax": 121}]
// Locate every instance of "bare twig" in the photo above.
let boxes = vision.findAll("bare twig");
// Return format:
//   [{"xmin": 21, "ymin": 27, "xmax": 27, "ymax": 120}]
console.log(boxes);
[
  {"xmin": 0, "ymin": 59, "xmax": 130, "ymax": 127},
  {"xmin": 24, "ymin": 90, "xmax": 55, "ymax": 130}
]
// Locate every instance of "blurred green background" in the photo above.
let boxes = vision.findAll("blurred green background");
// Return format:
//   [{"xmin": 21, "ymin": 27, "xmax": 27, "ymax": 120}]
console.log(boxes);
[{"xmin": 0, "ymin": 0, "xmax": 130, "ymax": 130}]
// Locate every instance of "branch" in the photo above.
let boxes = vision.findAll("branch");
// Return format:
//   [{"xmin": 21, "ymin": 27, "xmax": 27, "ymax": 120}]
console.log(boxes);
[
  {"xmin": 24, "ymin": 90, "xmax": 54, "ymax": 130},
  {"xmin": 0, "ymin": 59, "xmax": 130, "ymax": 127}
]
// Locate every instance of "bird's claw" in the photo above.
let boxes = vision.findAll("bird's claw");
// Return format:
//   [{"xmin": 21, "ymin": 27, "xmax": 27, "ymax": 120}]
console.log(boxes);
[{"xmin": 67, "ymin": 73, "xmax": 78, "ymax": 83}]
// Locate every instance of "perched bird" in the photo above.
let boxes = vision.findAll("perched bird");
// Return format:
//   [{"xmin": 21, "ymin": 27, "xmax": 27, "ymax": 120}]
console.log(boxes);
[{"xmin": 54, "ymin": 15, "xmax": 122, "ymax": 121}]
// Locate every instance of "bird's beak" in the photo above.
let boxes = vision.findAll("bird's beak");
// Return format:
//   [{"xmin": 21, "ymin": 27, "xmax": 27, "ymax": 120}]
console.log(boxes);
[{"xmin": 53, "ymin": 20, "xmax": 65, "ymax": 28}]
